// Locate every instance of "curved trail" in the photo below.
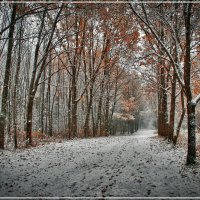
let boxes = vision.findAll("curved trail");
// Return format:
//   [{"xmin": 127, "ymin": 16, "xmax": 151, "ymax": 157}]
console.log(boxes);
[{"xmin": 0, "ymin": 129, "xmax": 200, "ymax": 197}]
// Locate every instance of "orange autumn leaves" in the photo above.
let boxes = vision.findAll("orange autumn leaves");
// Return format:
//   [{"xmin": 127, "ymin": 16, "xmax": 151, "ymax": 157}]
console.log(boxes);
[
  {"xmin": 121, "ymin": 97, "xmax": 136, "ymax": 113},
  {"xmin": 194, "ymin": 80, "xmax": 200, "ymax": 95},
  {"xmin": 115, "ymin": 31, "xmax": 139, "ymax": 48},
  {"xmin": 121, "ymin": 85, "xmax": 137, "ymax": 113}
]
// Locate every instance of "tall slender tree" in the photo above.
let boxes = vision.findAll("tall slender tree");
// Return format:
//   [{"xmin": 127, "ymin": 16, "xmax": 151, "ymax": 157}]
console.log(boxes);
[{"xmin": 0, "ymin": 4, "xmax": 17, "ymax": 149}]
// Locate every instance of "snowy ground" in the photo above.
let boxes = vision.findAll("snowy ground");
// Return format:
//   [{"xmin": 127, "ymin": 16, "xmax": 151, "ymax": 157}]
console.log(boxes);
[{"xmin": 0, "ymin": 129, "xmax": 200, "ymax": 198}]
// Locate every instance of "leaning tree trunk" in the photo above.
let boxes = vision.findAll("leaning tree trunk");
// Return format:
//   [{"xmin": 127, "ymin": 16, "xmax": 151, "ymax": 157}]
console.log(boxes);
[
  {"xmin": 26, "ymin": 10, "xmax": 46, "ymax": 146},
  {"xmin": 0, "ymin": 4, "xmax": 17, "ymax": 149},
  {"xmin": 173, "ymin": 90, "xmax": 185, "ymax": 145},
  {"xmin": 26, "ymin": 7, "xmax": 62, "ymax": 146},
  {"xmin": 40, "ymin": 70, "xmax": 45, "ymax": 134}
]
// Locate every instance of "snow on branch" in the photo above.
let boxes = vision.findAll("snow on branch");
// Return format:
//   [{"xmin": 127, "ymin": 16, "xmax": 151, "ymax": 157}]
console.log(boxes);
[
  {"xmin": 192, "ymin": 93, "xmax": 200, "ymax": 106},
  {"xmin": 129, "ymin": 3, "xmax": 185, "ymax": 88},
  {"xmin": 113, "ymin": 113, "xmax": 135, "ymax": 121}
]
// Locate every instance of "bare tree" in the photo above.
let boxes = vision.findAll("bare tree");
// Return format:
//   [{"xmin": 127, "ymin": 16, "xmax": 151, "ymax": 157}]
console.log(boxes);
[{"xmin": 0, "ymin": 4, "xmax": 17, "ymax": 149}]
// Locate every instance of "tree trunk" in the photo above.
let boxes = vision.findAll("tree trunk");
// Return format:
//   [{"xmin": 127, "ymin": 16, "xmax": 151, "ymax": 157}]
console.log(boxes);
[
  {"xmin": 26, "ymin": 10, "xmax": 46, "ymax": 146},
  {"xmin": 46, "ymin": 62, "xmax": 51, "ymax": 135},
  {"xmin": 84, "ymin": 84, "xmax": 94, "ymax": 138},
  {"xmin": 186, "ymin": 102, "xmax": 196, "ymax": 164},
  {"xmin": 169, "ymin": 5, "xmax": 178, "ymax": 141},
  {"xmin": 104, "ymin": 83, "xmax": 110, "ymax": 135},
  {"xmin": 158, "ymin": 66, "xmax": 168, "ymax": 137},
  {"xmin": 49, "ymin": 85, "xmax": 58, "ymax": 136},
  {"xmin": 40, "ymin": 71, "xmax": 45, "ymax": 134},
  {"xmin": 157, "ymin": 12, "xmax": 169, "ymax": 138},
  {"xmin": 68, "ymin": 83, "xmax": 71, "ymax": 139},
  {"xmin": 173, "ymin": 90, "xmax": 185, "ymax": 145},
  {"xmin": 71, "ymin": 69, "xmax": 77, "ymax": 138},
  {"xmin": 26, "ymin": 95, "xmax": 35, "ymax": 146},
  {"xmin": 169, "ymin": 70, "xmax": 176, "ymax": 140},
  {"xmin": 26, "ymin": 7, "xmax": 62, "ymax": 146},
  {"xmin": 184, "ymin": 3, "xmax": 196, "ymax": 164},
  {"xmin": 109, "ymin": 77, "xmax": 118, "ymax": 134},
  {"xmin": 13, "ymin": 17, "xmax": 23, "ymax": 148},
  {"xmin": 95, "ymin": 77, "xmax": 105, "ymax": 136},
  {"xmin": 0, "ymin": 4, "xmax": 17, "ymax": 149}
]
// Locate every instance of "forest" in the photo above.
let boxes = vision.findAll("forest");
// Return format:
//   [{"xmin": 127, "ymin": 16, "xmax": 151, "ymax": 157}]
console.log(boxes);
[{"xmin": 0, "ymin": 1, "xmax": 200, "ymax": 197}]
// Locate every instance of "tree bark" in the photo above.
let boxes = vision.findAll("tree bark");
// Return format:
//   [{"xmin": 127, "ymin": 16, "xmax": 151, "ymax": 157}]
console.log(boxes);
[
  {"xmin": 95, "ymin": 77, "xmax": 105, "ymax": 136},
  {"xmin": 184, "ymin": 3, "xmax": 196, "ymax": 164},
  {"xmin": 67, "ymin": 82, "xmax": 71, "ymax": 139},
  {"xmin": 104, "ymin": 82, "xmax": 110, "ymax": 135},
  {"xmin": 0, "ymin": 4, "xmax": 17, "ymax": 149},
  {"xmin": 169, "ymin": 70, "xmax": 176, "ymax": 140},
  {"xmin": 13, "ymin": 17, "xmax": 23, "ymax": 148},
  {"xmin": 157, "ymin": 23, "xmax": 168, "ymax": 137},
  {"xmin": 84, "ymin": 84, "xmax": 94, "ymax": 137},
  {"xmin": 71, "ymin": 68, "xmax": 78, "ymax": 138},
  {"xmin": 173, "ymin": 90, "xmax": 185, "ymax": 145},
  {"xmin": 158, "ymin": 66, "xmax": 168, "ymax": 137}
]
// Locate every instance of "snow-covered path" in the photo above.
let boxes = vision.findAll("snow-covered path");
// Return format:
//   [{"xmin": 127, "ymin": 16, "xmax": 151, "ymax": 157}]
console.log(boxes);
[{"xmin": 1, "ymin": 129, "xmax": 200, "ymax": 197}]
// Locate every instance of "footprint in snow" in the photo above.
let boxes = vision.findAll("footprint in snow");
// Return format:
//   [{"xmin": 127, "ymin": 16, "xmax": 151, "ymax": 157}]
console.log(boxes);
[
  {"xmin": 147, "ymin": 189, "xmax": 151, "ymax": 195},
  {"xmin": 137, "ymin": 179, "xmax": 142, "ymax": 183},
  {"xmin": 70, "ymin": 182, "xmax": 76, "ymax": 188},
  {"xmin": 106, "ymin": 171, "xmax": 111, "ymax": 176}
]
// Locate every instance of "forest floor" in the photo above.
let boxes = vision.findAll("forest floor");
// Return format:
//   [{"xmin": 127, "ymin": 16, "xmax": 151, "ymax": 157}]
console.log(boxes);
[{"xmin": 1, "ymin": 129, "xmax": 200, "ymax": 198}]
